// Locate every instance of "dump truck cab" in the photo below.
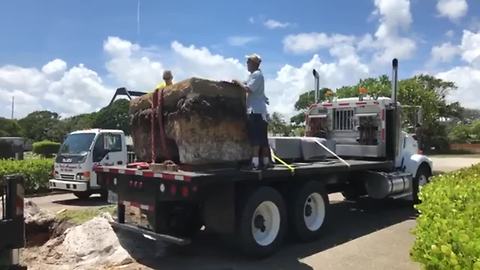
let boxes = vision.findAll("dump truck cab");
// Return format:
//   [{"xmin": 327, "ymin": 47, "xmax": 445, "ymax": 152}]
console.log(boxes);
[
  {"xmin": 49, "ymin": 129, "xmax": 127, "ymax": 199},
  {"xmin": 306, "ymin": 96, "xmax": 431, "ymax": 179}
]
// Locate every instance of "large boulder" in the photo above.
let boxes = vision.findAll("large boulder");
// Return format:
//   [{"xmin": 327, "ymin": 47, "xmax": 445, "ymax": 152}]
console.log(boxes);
[
  {"xmin": 130, "ymin": 78, "xmax": 252, "ymax": 164},
  {"xmin": 41, "ymin": 216, "xmax": 133, "ymax": 269}
]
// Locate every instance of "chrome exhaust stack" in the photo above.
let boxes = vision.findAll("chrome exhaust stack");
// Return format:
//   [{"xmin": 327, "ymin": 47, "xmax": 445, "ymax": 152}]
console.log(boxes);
[{"xmin": 313, "ymin": 69, "xmax": 320, "ymax": 103}]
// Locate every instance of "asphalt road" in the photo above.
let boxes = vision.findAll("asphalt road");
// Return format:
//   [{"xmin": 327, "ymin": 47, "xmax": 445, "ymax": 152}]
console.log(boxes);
[{"xmin": 27, "ymin": 155, "xmax": 480, "ymax": 270}]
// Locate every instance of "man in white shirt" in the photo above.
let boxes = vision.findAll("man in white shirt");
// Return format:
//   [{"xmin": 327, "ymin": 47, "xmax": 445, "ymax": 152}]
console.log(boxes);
[{"xmin": 233, "ymin": 54, "xmax": 271, "ymax": 169}]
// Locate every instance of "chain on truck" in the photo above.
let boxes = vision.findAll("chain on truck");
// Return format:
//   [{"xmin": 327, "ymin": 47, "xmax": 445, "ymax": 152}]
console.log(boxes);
[{"xmin": 94, "ymin": 59, "xmax": 432, "ymax": 258}]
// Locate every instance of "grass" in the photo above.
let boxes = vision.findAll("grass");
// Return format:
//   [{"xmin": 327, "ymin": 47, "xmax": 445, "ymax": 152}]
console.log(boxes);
[{"xmin": 56, "ymin": 205, "xmax": 116, "ymax": 224}]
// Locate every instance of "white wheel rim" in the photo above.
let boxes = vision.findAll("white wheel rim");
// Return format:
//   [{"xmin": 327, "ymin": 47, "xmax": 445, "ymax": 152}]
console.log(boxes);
[
  {"xmin": 303, "ymin": 192, "xmax": 326, "ymax": 232},
  {"xmin": 418, "ymin": 174, "xmax": 428, "ymax": 187},
  {"xmin": 251, "ymin": 201, "xmax": 281, "ymax": 246}
]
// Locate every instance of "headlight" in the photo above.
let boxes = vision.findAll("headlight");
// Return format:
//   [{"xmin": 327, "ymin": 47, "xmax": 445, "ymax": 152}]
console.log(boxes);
[{"xmin": 76, "ymin": 173, "xmax": 83, "ymax": 180}]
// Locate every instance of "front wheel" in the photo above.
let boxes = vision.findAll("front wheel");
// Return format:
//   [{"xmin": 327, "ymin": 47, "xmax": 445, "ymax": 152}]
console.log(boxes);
[
  {"xmin": 290, "ymin": 181, "xmax": 329, "ymax": 242},
  {"xmin": 412, "ymin": 165, "xmax": 431, "ymax": 204},
  {"xmin": 237, "ymin": 186, "xmax": 287, "ymax": 258}
]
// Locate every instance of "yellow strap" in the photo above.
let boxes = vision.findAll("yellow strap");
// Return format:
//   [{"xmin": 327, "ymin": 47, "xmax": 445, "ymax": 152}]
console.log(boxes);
[{"xmin": 270, "ymin": 148, "xmax": 295, "ymax": 174}]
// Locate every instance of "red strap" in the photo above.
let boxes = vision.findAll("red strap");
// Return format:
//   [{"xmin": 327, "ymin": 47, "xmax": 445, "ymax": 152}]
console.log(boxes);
[
  {"xmin": 151, "ymin": 89, "xmax": 159, "ymax": 162},
  {"xmin": 158, "ymin": 88, "xmax": 171, "ymax": 161}
]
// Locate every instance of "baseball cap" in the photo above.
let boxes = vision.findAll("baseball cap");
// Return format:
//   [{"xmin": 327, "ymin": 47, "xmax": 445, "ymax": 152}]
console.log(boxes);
[{"xmin": 245, "ymin": 53, "xmax": 262, "ymax": 64}]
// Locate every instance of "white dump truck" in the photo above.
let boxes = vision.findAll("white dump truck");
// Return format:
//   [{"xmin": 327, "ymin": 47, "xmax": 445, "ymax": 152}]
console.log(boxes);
[
  {"xmin": 49, "ymin": 129, "xmax": 133, "ymax": 199},
  {"xmin": 95, "ymin": 59, "xmax": 432, "ymax": 257}
]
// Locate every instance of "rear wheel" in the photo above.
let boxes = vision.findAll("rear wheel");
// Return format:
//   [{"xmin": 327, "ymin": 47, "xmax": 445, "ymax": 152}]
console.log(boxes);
[
  {"xmin": 73, "ymin": 191, "xmax": 91, "ymax": 200},
  {"xmin": 412, "ymin": 165, "xmax": 431, "ymax": 204},
  {"xmin": 237, "ymin": 186, "xmax": 287, "ymax": 258},
  {"xmin": 290, "ymin": 181, "xmax": 329, "ymax": 241}
]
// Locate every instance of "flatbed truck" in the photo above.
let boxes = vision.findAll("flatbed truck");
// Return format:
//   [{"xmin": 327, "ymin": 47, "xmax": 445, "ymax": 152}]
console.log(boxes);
[{"xmin": 95, "ymin": 59, "xmax": 432, "ymax": 257}]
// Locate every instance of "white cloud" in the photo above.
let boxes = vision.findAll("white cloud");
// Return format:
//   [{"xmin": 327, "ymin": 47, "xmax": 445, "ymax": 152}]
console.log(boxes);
[
  {"xmin": 227, "ymin": 36, "xmax": 258, "ymax": 46},
  {"xmin": 0, "ymin": 61, "xmax": 111, "ymax": 118},
  {"xmin": 436, "ymin": 0, "xmax": 468, "ymax": 21},
  {"xmin": 283, "ymin": 0, "xmax": 416, "ymax": 71},
  {"xmin": 1, "ymin": 35, "xmax": 375, "ymax": 119},
  {"xmin": 370, "ymin": 0, "xmax": 416, "ymax": 64},
  {"xmin": 170, "ymin": 41, "xmax": 247, "ymax": 81},
  {"xmin": 433, "ymin": 30, "xmax": 480, "ymax": 109},
  {"xmin": 445, "ymin": 30, "xmax": 455, "ymax": 38},
  {"xmin": 104, "ymin": 37, "xmax": 164, "ymax": 92},
  {"xmin": 437, "ymin": 66, "xmax": 480, "ymax": 108},
  {"xmin": 267, "ymin": 51, "xmax": 369, "ymax": 117},
  {"xmin": 430, "ymin": 42, "xmax": 460, "ymax": 64},
  {"xmin": 248, "ymin": 17, "xmax": 255, "ymax": 24},
  {"xmin": 283, "ymin": 33, "xmax": 355, "ymax": 54},
  {"xmin": 264, "ymin": 19, "xmax": 290, "ymax": 29},
  {"xmin": 460, "ymin": 30, "xmax": 480, "ymax": 67},
  {"xmin": 41, "ymin": 59, "xmax": 67, "ymax": 78}
]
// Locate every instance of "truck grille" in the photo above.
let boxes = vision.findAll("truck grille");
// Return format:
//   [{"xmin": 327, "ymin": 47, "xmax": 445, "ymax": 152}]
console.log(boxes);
[
  {"xmin": 61, "ymin": 174, "xmax": 75, "ymax": 180},
  {"xmin": 334, "ymin": 109, "xmax": 355, "ymax": 131}
]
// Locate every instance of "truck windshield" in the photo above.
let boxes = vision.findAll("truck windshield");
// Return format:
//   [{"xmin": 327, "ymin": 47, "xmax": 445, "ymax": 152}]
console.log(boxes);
[{"xmin": 59, "ymin": 133, "xmax": 96, "ymax": 155}]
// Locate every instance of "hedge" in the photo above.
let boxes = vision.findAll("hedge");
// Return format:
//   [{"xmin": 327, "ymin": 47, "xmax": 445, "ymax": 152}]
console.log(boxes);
[
  {"xmin": 0, "ymin": 158, "xmax": 54, "ymax": 194},
  {"xmin": 32, "ymin": 140, "xmax": 60, "ymax": 158},
  {"xmin": 411, "ymin": 164, "xmax": 480, "ymax": 270}
]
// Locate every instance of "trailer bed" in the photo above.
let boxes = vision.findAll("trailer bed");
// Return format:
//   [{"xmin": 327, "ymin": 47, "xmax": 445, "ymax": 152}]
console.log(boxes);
[{"xmin": 95, "ymin": 159, "xmax": 392, "ymax": 184}]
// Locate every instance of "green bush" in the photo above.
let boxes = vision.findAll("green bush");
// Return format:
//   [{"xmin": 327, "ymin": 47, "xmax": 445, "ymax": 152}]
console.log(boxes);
[
  {"xmin": 0, "ymin": 158, "xmax": 54, "ymax": 194},
  {"xmin": 32, "ymin": 140, "xmax": 60, "ymax": 157},
  {"xmin": 411, "ymin": 164, "xmax": 480, "ymax": 270}
]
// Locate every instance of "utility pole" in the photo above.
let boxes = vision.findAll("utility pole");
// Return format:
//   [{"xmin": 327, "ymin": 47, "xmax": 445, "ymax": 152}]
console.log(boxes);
[{"xmin": 11, "ymin": 96, "xmax": 14, "ymax": 120}]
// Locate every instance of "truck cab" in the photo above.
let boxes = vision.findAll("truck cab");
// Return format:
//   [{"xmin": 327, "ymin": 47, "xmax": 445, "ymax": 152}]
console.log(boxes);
[{"xmin": 49, "ymin": 129, "xmax": 127, "ymax": 199}]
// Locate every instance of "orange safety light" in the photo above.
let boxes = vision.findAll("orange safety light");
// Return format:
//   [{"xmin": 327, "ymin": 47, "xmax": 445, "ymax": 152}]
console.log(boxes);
[{"xmin": 359, "ymin": 87, "xmax": 368, "ymax": 95}]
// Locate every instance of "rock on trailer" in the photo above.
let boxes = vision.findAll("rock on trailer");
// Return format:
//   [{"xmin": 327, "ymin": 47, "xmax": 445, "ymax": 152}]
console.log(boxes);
[{"xmin": 95, "ymin": 59, "xmax": 432, "ymax": 258}]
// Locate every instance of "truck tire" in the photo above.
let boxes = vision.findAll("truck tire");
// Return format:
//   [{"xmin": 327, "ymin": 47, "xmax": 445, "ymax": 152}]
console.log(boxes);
[
  {"xmin": 290, "ymin": 181, "xmax": 329, "ymax": 242},
  {"xmin": 73, "ymin": 191, "xmax": 91, "ymax": 200},
  {"xmin": 237, "ymin": 186, "xmax": 287, "ymax": 258},
  {"xmin": 412, "ymin": 164, "xmax": 431, "ymax": 204}
]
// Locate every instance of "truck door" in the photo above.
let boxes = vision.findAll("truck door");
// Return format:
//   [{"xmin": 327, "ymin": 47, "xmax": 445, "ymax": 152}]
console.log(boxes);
[{"xmin": 91, "ymin": 133, "xmax": 126, "ymax": 187}]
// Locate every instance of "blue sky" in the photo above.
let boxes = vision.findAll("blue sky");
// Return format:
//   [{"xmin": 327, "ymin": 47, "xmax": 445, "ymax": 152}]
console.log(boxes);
[{"xmin": 0, "ymin": 0, "xmax": 479, "ymax": 118}]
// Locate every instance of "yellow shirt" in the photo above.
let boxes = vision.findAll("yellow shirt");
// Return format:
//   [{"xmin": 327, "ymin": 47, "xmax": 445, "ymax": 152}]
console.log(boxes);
[{"xmin": 156, "ymin": 81, "xmax": 167, "ymax": 89}]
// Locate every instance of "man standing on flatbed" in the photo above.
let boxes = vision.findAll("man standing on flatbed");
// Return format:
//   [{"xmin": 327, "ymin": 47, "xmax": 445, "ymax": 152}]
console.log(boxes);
[{"xmin": 233, "ymin": 54, "xmax": 271, "ymax": 169}]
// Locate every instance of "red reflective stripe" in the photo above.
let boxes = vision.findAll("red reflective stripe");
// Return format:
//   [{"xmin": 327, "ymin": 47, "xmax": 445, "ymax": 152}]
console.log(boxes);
[
  {"xmin": 143, "ymin": 171, "xmax": 154, "ymax": 177},
  {"xmin": 183, "ymin": 176, "xmax": 192, "ymax": 182},
  {"xmin": 356, "ymin": 101, "xmax": 367, "ymax": 105},
  {"xmin": 381, "ymin": 129, "xmax": 385, "ymax": 141},
  {"xmin": 125, "ymin": 169, "xmax": 136, "ymax": 175},
  {"xmin": 162, "ymin": 174, "xmax": 176, "ymax": 180},
  {"xmin": 374, "ymin": 101, "xmax": 379, "ymax": 105},
  {"xmin": 110, "ymin": 168, "xmax": 119, "ymax": 174},
  {"xmin": 381, "ymin": 109, "xmax": 385, "ymax": 121},
  {"xmin": 322, "ymin": 103, "xmax": 333, "ymax": 107},
  {"xmin": 338, "ymin": 103, "xmax": 350, "ymax": 106}
]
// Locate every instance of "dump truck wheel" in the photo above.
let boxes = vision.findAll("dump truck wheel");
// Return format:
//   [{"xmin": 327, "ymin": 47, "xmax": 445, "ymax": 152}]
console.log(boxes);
[
  {"xmin": 237, "ymin": 186, "xmax": 287, "ymax": 258},
  {"xmin": 290, "ymin": 181, "xmax": 329, "ymax": 242},
  {"xmin": 413, "ymin": 164, "xmax": 431, "ymax": 204},
  {"xmin": 73, "ymin": 191, "xmax": 91, "ymax": 200}
]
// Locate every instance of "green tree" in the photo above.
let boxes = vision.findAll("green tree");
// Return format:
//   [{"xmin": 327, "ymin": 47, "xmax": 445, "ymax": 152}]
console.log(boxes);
[
  {"xmin": 268, "ymin": 112, "xmax": 291, "ymax": 136},
  {"xmin": 290, "ymin": 88, "xmax": 330, "ymax": 125},
  {"xmin": 0, "ymin": 117, "xmax": 22, "ymax": 137},
  {"xmin": 18, "ymin": 111, "xmax": 65, "ymax": 142},
  {"xmin": 448, "ymin": 123, "xmax": 471, "ymax": 143},
  {"xmin": 93, "ymin": 99, "xmax": 130, "ymax": 134},
  {"xmin": 63, "ymin": 113, "xmax": 97, "ymax": 133}
]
